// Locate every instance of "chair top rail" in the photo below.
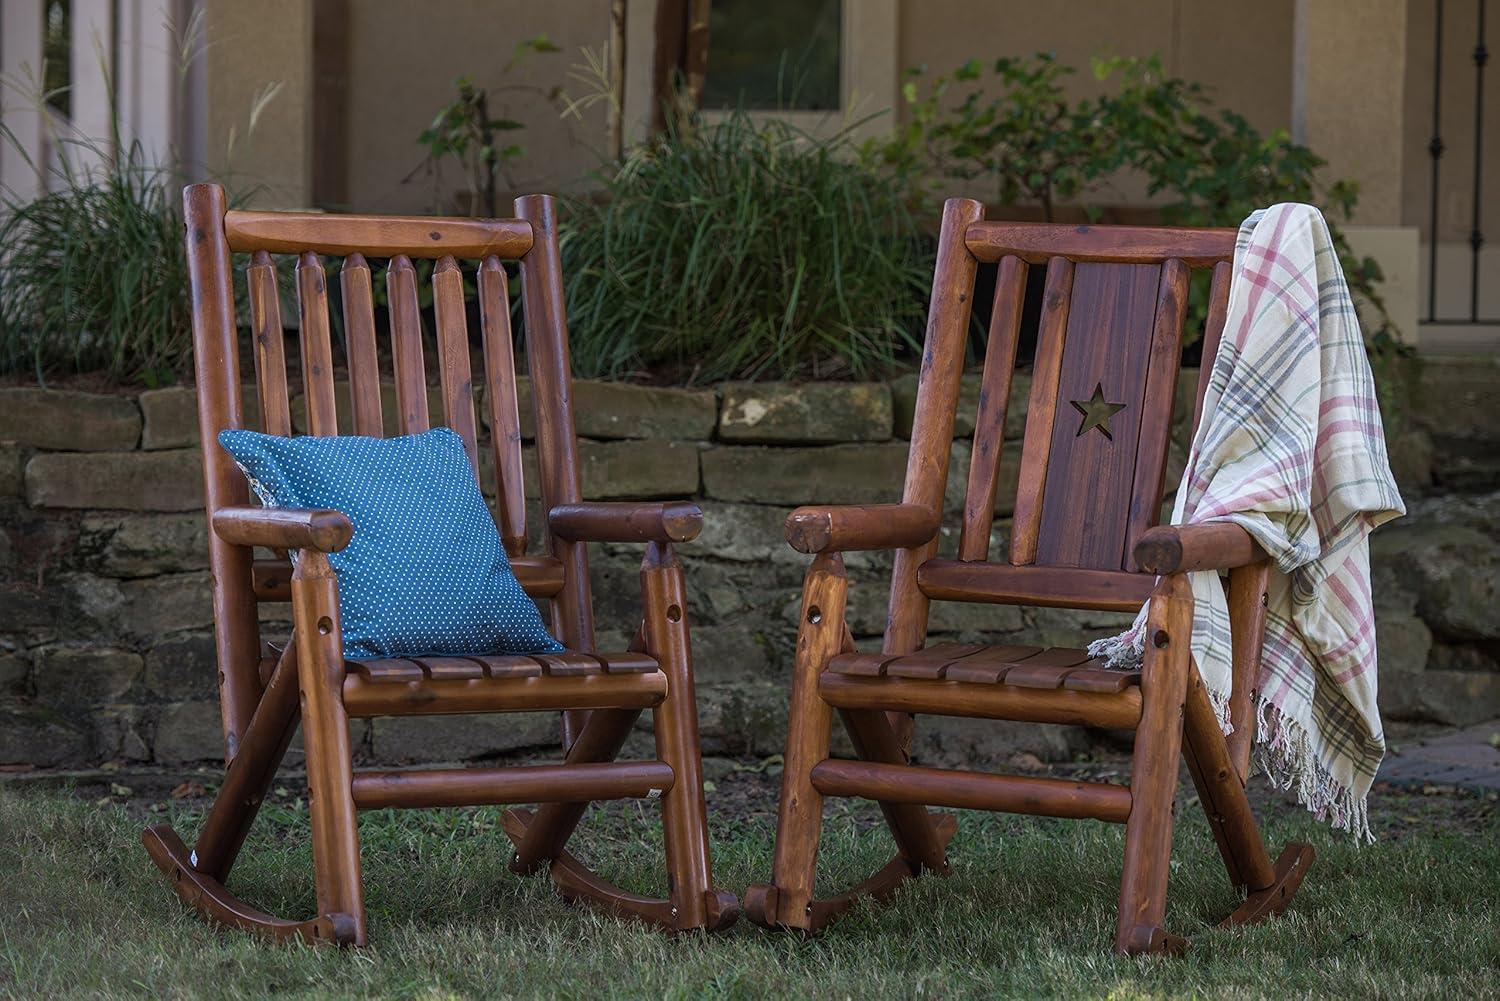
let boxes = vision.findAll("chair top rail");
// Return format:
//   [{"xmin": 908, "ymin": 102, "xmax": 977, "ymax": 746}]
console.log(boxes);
[
  {"xmin": 964, "ymin": 221, "xmax": 1237, "ymax": 267},
  {"xmin": 224, "ymin": 209, "xmax": 534, "ymax": 260}
]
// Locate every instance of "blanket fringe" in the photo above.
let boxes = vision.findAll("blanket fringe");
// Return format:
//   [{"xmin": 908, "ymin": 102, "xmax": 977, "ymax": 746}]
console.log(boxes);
[
  {"xmin": 1254, "ymin": 699, "xmax": 1374, "ymax": 844},
  {"xmin": 1087, "ymin": 630, "xmax": 1372, "ymax": 842}
]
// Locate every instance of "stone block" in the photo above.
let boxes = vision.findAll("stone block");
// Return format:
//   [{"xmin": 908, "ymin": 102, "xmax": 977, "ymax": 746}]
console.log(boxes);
[
  {"xmin": 696, "ymin": 682, "xmax": 788, "ymax": 757},
  {"xmin": 573, "ymin": 381, "xmax": 718, "ymax": 440},
  {"xmin": 0, "ymin": 388, "xmax": 139, "ymax": 451},
  {"xmin": 719, "ymin": 382, "xmax": 892, "ymax": 443},
  {"xmin": 1024, "ymin": 606, "xmax": 1140, "ymax": 649},
  {"xmin": 138, "ymin": 384, "xmax": 259, "ymax": 449},
  {"xmin": 117, "ymin": 573, "xmax": 215, "ymax": 639},
  {"xmin": 33, "ymin": 646, "xmax": 143, "ymax": 711},
  {"xmin": 0, "ymin": 652, "xmax": 29, "ymax": 693},
  {"xmin": 0, "ymin": 705, "xmax": 91, "ymax": 766},
  {"xmin": 78, "ymin": 514, "xmax": 209, "ymax": 577},
  {"xmin": 1385, "ymin": 428, "xmax": 1434, "ymax": 497},
  {"xmin": 370, "ymin": 711, "xmax": 557, "ymax": 763},
  {"xmin": 681, "ymin": 502, "xmax": 798, "ymax": 563},
  {"xmin": 0, "ymin": 441, "xmax": 23, "ymax": 498},
  {"xmin": 145, "ymin": 632, "xmax": 219, "ymax": 699},
  {"xmin": 26, "ymin": 449, "xmax": 203, "ymax": 511},
  {"xmin": 701, "ymin": 443, "xmax": 909, "ymax": 505},
  {"xmin": 1379, "ymin": 665, "xmax": 1500, "ymax": 727},
  {"xmin": 687, "ymin": 625, "xmax": 779, "ymax": 685},
  {"xmin": 578, "ymin": 440, "xmax": 700, "ymax": 499},
  {"xmin": 153, "ymin": 700, "xmax": 226, "ymax": 763},
  {"xmin": 892, "ymin": 371, "xmax": 1031, "ymax": 440}
]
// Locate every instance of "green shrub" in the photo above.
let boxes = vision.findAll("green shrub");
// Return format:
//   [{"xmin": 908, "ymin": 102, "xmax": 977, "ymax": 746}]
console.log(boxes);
[
  {"xmin": 874, "ymin": 54, "xmax": 1401, "ymax": 348},
  {"xmin": 0, "ymin": 146, "xmax": 191, "ymax": 384},
  {"xmin": 559, "ymin": 112, "xmax": 928, "ymax": 383}
]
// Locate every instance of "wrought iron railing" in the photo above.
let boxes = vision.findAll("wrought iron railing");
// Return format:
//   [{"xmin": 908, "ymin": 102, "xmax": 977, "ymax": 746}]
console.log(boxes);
[{"xmin": 1426, "ymin": 0, "xmax": 1496, "ymax": 324}]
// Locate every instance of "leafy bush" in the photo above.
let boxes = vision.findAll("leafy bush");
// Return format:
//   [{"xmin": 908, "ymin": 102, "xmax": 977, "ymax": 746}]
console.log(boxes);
[
  {"xmin": 874, "ymin": 54, "xmax": 1400, "ymax": 347},
  {"xmin": 559, "ymin": 112, "xmax": 928, "ymax": 383},
  {"xmin": 0, "ymin": 146, "xmax": 192, "ymax": 384}
]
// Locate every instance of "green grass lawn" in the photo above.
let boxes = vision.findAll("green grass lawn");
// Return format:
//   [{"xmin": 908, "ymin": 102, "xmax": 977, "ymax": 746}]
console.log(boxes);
[{"xmin": 1, "ymin": 773, "xmax": 1496, "ymax": 1000}]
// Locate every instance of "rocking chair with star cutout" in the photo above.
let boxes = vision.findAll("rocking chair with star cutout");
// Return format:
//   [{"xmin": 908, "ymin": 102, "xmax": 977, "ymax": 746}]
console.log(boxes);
[{"xmin": 743, "ymin": 199, "xmax": 1314, "ymax": 955}]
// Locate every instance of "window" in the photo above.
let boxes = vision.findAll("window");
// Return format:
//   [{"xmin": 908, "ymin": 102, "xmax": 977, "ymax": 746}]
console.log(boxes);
[{"xmin": 702, "ymin": 0, "xmax": 841, "ymax": 112}]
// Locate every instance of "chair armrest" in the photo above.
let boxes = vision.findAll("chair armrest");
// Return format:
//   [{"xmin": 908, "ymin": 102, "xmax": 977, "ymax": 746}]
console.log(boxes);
[
  {"xmin": 213, "ymin": 506, "xmax": 354, "ymax": 553},
  {"xmin": 1133, "ymin": 522, "xmax": 1267, "ymax": 575},
  {"xmin": 549, "ymin": 501, "xmax": 703, "ymax": 543},
  {"xmin": 784, "ymin": 504, "xmax": 939, "ymax": 554}
]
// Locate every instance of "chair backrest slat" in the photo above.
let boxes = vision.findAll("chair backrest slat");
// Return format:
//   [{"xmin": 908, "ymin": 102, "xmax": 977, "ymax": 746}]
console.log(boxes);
[
  {"xmin": 339, "ymin": 253, "xmax": 385, "ymax": 437},
  {"xmin": 1008, "ymin": 257, "xmax": 1074, "ymax": 566},
  {"xmin": 478, "ymin": 255, "xmax": 528, "ymax": 556},
  {"xmin": 295, "ymin": 252, "xmax": 339, "ymax": 436},
  {"xmin": 1123, "ymin": 258, "xmax": 1190, "ymax": 571},
  {"xmin": 958, "ymin": 254, "xmax": 1027, "ymax": 562},
  {"xmin": 1032, "ymin": 261, "xmax": 1162, "ymax": 569},
  {"xmin": 386, "ymin": 255, "xmax": 430, "ymax": 435},
  {"xmin": 224, "ymin": 209, "xmax": 532, "ymax": 259},
  {"xmin": 1193, "ymin": 259, "xmax": 1233, "ymax": 430},
  {"xmin": 432, "ymin": 255, "xmax": 480, "ymax": 473},
  {"xmin": 246, "ymin": 251, "xmax": 292, "ymax": 437}
]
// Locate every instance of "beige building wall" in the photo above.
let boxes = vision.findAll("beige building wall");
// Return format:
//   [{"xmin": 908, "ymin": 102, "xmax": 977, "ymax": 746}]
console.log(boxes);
[
  {"xmin": 202, "ymin": 0, "xmax": 314, "ymax": 208},
  {"xmin": 339, "ymin": 0, "xmax": 612, "ymax": 215}
]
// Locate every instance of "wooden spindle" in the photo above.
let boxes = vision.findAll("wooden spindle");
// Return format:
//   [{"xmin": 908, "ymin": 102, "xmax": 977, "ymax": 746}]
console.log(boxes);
[
  {"xmin": 959, "ymin": 254, "xmax": 1028, "ymax": 561},
  {"xmin": 431, "ymin": 256, "xmax": 480, "ymax": 472},
  {"xmin": 1009, "ymin": 256, "xmax": 1074, "ymax": 566},
  {"xmin": 478, "ymin": 255, "xmax": 527, "ymax": 556},
  {"xmin": 295, "ymin": 252, "xmax": 338, "ymax": 437},
  {"xmin": 386, "ymin": 255, "xmax": 430, "ymax": 435},
  {"xmin": 339, "ymin": 253, "xmax": 384, "ymax": 437},
  {"xmin": 1123, "ymin": 258, "xmax": 1190, "ymax": 570},
  {"xmin": 1193, "ymin": 259, "xmax": 1233, "ymax": 432},
  {"xmin": 246, "ymin": 251, "xmax": 292, "ymax": 436}
]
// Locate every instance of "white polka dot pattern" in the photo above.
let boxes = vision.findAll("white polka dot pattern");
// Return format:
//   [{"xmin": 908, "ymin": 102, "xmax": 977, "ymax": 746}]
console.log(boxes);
[{"xmin": 218, "ymin": 426, "xmax": 563, "ymax": 660}]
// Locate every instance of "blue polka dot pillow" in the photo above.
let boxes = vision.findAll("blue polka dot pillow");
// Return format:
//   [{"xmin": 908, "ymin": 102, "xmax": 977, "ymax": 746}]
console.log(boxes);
[{"xmin": 218, "ymin": 426, "xmax": 562, "ymax": 660}]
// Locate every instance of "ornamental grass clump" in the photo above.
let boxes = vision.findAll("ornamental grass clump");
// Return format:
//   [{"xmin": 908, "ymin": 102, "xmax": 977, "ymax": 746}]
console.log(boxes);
[
  {"xmin": 0, "ymin": 144, "xmax": 192, "ymax": 385},
  {"xmin": 559, "ymin": 112, "xmax": 928, "ymax": 383}
]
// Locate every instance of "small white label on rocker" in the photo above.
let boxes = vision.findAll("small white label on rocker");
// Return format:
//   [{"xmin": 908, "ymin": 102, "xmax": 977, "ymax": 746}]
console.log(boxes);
[{"xmin": 646, "ymin": 788, "xmax": 662, "ymax": 799}]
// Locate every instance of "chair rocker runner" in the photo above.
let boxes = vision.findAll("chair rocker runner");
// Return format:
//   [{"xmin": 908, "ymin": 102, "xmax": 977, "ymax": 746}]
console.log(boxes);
[
  {"xmin": 143, "ymin": 184, "xmax": 737, "ymax": 945},
  {"xmin": 745, "ymin": 199, "xmax": 1313, "ymax": 955}
]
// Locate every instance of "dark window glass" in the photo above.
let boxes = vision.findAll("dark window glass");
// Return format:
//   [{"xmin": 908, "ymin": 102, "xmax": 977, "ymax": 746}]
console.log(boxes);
[{"xmin": 702, "ymin": 0, "xmax": 841, "ymax": 111}]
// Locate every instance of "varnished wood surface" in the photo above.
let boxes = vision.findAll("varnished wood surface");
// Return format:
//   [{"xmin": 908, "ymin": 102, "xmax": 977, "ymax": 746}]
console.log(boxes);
[
  {"xmin": 916, "ymin": 560, "xmax": 1156, "ymax": 612},
  {"xmin": 783, "ymin": 503, "xmax": 938, "ymax": 554},
  {"xmin": 965, "ymin": 221, "xmax": 1236, "ymax": 266},
  {"xmin": 819, "ymin": 671, "xmax": 1143, "ymax": 729},
  {"xmin": 550, "ymin": 501, "xmax": 704, "ymax": 543},
  {"xmin": 1010, "ymin": 256, "xmax": 1073, "ymax": 566},
  {"xmin": 350, "ymin": 761, "xmax": 674, "ymax": 810},
  {"xmin": 213, "ymin": 506, "xmax": 353, "ymax": 553},
  {"xmin": 224, "ymin": 209, "xmax": 533, "ymax": 258},
  {"xmin": 811, "ymin": 759, "xmax": 1132, "ymax": 823},
  {"xmin": 960, "ymin": 253, "xmax": 1027, "ymax": 560},
  {"xmin": 251, "ymin": 554, "xmax": 565, "ymax": 601},
  {"xmin": 341, "ymin": 670, "xmax": 669, "ymax": 717},
  {"xmin": 1132, "ymin": 522, "xmax": 1266, "ymax": 575}
]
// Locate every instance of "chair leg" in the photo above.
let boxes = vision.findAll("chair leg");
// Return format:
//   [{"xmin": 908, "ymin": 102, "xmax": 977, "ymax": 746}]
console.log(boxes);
[
  {"xmin": 1181, "ymin": 666, "xmax": 1315, "ymax": 925},
  {"xmin": 292, "ymin": 552, "xmax": 367, "ymax": 946},
  {"xmin": 641, "ymin": 542, "xmax": 738, "ymax": 932},
  {"xmin": 838, "ymin": 708, "xmax": 950, "ymax": 875},
  {"xmin": 1115, "ymin": 574, "xmax": 1194, "ymax": 956},
  {"xmin": 745, "ymin": 553, "xmax": 845, "ymax": 931}
]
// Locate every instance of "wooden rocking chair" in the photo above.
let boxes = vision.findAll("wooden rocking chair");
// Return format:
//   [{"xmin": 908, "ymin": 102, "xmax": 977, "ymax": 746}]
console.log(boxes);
[
  {"xmin": 744, "ymin": 199, "xmax": 1313, "ymax": 955},
  {"xmin": 143, "ymin": 184, "xmax": 738, "ymax": 945}
]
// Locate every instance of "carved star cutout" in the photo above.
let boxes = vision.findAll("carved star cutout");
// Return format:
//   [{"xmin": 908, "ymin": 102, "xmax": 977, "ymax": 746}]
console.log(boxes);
[{"xmin": 1070, "ymin": 382, "xmax": 1127, "ymax": 440}]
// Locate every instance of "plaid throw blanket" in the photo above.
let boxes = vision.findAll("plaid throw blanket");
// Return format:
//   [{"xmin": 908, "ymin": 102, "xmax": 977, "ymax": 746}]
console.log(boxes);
[{"xmin": 1090, "ymin": 203, "xmax": 1405, "ymax": 841}]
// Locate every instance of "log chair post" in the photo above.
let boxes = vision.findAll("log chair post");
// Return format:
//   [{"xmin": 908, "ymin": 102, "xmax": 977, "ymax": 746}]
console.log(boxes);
[
  {"xmin": 752, "ymin": 552, "xmax": 847, "ymax": 929},
  {"xmin": 641, "ymin": 542, "xmax": 721, "ymax": 930},
  {"xmin": 1225, "ymin": 561, "xmax": 1271, "ymax": 780},
  {"xmin": 292, "ymin": 552, "xmax": 366, "ymax": 945},
  {"xmin": 1114, "ymin": 573, "xmax": 1194, "ymax": 956},
  {"xmin": 884, "ymin": 197, "xmax": 985, "ymax": 756}
]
